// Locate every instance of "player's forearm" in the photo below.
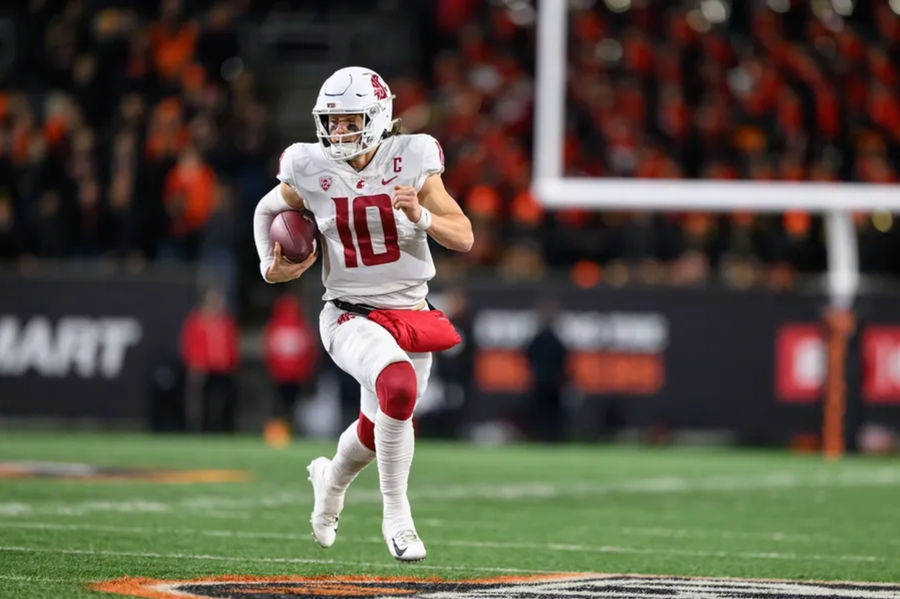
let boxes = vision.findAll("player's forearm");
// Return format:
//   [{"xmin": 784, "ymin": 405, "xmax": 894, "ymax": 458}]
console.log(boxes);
[
  {"xmin": 253, "ymin": 185, "xmax": 285, "ymax": 282},
  {"xmin": 425, "ymin": 212, "xmax": 474, "ymax": 252}
]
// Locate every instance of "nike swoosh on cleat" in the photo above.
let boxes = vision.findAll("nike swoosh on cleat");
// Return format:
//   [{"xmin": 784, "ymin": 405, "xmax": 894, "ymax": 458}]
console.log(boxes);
[
  {"xmin": 391, "ymin": 538, "xmax": 407, "ymax": 557},
  {"xmin": 382, "ymin": 176, "xmax": 398, "ymax": 185}
]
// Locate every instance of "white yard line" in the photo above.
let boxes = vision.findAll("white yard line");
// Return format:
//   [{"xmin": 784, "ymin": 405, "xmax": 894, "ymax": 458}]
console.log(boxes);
[
  {"xmin": 0, "ymin": 574, "xmax": 95, "ymax": 584},
  {"xmin": 7, "ymin": 519, "xmax": 894, "ymax": 548},
  {"xmin": 415, "ymin": 517, "xmax": 507, "ymax": 529},
  {"xmin": 0, "ymin": 545, "xmax": 556, "ymax": 575},
  {"xmin": 1, "ymin": 467, "xmax": 898, "ymax": 517},
  {"xmin": 403, "ymin": 468, "xmax": 900, "ymax": 501},
  {"xmin": 0, "ymin": 520, "xmax": 317, "ymax": 541},
  {"xmin": 7, "ymin": 467, "xmax": 900, "ymax": 518},
  {"xmin": 618, "ymin": 526, "xmax": 900, "ymax": 546},
  {"xmin": 437, "ymin": 540, "xmax": 895, "ymax": 564},
  {"xmin": 620, "ymin": 526, "xmax": 819, "ymax": 542},
  {"xmin": 0, "ymin": 519, "xmax": 499, "ymax": 539},
  {"xmin": 0, "ymin": 523, "xmax": 895, "ymax": 565}
]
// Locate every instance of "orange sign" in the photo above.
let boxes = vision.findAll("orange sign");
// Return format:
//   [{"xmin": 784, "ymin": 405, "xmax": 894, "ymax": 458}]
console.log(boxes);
[
  {"xmin": 569, "ymin": 351, "xmax": 664, "ymax": 394},
  {"xmin": 474, "ymin": 350, "xmax": 664, "ymax": 395}
]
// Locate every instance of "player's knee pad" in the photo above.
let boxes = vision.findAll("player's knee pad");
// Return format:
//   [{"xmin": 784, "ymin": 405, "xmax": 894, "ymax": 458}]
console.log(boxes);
[
  {"xmin": 375, "ymin": 361, "xmax": 417, "ymax": 420},
  {"xmin": 357, "ymin": 412, "xmax": 375, "ymax": 451}
]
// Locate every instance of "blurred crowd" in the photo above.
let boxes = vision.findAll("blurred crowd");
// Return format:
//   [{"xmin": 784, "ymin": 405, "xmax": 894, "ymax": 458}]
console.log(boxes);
[
  {"xmin": 414, "ymin": 0, "xmax": 900, "ymax": 288},
  {"xmin": 3, "ymin": 0, "xmax": 900, "ymax": 302},
  {"xmin": 0, "ymin": 0, "xmax": 273, "ymax": 303}
]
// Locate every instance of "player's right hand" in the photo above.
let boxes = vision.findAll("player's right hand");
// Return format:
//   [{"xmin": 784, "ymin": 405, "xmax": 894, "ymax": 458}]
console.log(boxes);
[{"xmin": 266, "ymin": 241, "xmax": 317, "ymax": 283}]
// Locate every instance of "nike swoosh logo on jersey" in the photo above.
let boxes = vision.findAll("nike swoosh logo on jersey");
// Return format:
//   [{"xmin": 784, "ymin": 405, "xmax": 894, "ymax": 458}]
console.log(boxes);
[
  {"xmin": 382, "ymin": 176, "xmax": 399, "ymax": 185},
  {"xmin": 392, "ymin": 538, "xmax": 407, "ymax": 557}
]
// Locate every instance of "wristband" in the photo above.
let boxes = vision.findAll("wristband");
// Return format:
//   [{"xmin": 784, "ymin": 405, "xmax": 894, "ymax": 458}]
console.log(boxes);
[{"xmin": 414, "ymin": 206, "xmax": 432, "ymax": 230}]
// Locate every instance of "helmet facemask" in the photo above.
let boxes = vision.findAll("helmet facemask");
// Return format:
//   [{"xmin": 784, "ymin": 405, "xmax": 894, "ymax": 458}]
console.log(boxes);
[{"xmin": 313, "ymin": 99, "xmax": 393, "ymax": 161}]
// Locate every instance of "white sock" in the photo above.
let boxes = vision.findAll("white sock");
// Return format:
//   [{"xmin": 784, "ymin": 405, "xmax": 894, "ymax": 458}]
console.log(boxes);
[
  {"xmin": 325, "ymin": 420, "xmax": 375, "ymax": 509},
  {"xmin": 374, "ymin": 410, "xmax": 415, "ymax": 534}
]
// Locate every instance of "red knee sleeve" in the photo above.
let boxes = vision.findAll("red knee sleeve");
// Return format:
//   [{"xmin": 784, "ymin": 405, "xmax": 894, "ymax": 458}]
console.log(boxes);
[
  {"xmin": 357, "ymin": 412, "xmax": 375, "ymax": 451},
  {"xmin": 376, "ymin": 361, "xmax": 417, "ymax": 420}
]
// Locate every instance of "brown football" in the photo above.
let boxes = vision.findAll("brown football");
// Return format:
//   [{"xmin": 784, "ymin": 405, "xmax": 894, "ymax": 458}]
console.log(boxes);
[{"xmin": 270, "ymin": 210, "xmax": 318, "ymax": 263}]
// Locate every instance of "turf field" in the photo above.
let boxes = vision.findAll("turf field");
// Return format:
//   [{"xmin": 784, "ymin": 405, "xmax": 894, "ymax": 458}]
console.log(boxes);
[{"xmin": 0, "ymin": 431, "xmax": 899, "ymax": 598}]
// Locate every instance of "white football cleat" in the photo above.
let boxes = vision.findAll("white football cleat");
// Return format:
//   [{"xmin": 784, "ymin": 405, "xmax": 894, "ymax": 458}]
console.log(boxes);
[
  {"xmin": 307, "ymin": 457, "xmax": 340, "ymax": 548},
  {"xmin": 384, "ymin": 528, "xmax": 426, "ymax": 562}
]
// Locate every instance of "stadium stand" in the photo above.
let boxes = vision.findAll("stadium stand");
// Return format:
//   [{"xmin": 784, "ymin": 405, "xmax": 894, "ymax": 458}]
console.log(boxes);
[{"xmin": 2, "ymin": 0, "xmax": 900, "ymax": 305}]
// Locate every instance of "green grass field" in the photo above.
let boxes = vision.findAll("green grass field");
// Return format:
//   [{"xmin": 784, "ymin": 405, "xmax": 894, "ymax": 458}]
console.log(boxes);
[{"xmin": 0, "ymin": 431, "xmax": 899, "ymax": 598}]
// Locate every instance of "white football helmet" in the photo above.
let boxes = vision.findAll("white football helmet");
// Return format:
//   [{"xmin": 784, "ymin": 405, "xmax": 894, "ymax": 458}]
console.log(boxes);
[{"xmin": 312, "ymin": 66, "xmax": 395, "ymax": 161}]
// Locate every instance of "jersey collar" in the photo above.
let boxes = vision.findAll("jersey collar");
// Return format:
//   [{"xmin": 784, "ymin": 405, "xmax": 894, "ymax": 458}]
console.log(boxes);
[{"xmin": 335, "ymin": 136, "xmax": 395, "ymax": 178}]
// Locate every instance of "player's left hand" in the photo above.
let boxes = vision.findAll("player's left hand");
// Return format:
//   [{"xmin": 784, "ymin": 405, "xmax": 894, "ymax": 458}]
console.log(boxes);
[{"xmin": 392, "ymin": 185, "xmax": 422, "ymax": 224}]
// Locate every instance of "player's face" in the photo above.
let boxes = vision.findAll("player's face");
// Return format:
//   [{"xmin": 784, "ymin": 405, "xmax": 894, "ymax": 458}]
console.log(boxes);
[{"xmin": 328, "ymin": 114, "xmax": 364, "ymax": 144}]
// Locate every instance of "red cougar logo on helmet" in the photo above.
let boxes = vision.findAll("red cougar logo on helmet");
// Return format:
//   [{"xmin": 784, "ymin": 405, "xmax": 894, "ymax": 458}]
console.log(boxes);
[{"xmin": 371, "ymin": 74, "xmax": 388, "ymax": 100}]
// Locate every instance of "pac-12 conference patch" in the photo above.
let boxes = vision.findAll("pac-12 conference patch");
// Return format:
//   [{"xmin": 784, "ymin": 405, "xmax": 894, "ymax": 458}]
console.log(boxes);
[{"xmin": 93, "ymin": 573, "xmax": 900, "ymax": 598}]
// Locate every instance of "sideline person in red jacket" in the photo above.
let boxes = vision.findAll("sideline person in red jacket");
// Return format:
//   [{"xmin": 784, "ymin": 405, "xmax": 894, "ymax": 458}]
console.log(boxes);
[
  {"xmin": 262, "ymin": 293, "xmax": 317, "ymax": 444},
  {"xmin": 180, "ymin": 287, "xmax": 239, "ymax": 431}
]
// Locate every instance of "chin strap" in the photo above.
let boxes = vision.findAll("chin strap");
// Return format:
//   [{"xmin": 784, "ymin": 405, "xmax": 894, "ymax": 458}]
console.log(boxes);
[{"xmin": 385, "ymin": 118, "xmax": 402, "ymax": 137}]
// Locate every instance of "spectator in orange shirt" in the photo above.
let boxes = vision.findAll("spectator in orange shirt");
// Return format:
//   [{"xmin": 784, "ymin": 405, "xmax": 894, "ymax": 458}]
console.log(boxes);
[
  {"xmin": 149, "ymin": 0, "xmax": 198, "ymax": 81},
  {"xmin": 163, "ymin": 146, "xmax": 217, "ymax": 259}
]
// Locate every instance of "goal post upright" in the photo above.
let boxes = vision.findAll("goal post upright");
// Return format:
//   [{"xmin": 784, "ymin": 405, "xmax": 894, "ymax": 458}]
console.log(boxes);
[
  {"xmin": 528, "ymin": 2, "xmax": 899, "ymax": 458},
  {"xmin": 534, "ymin": 0, "xmax": 566, "ymax": 183},
  {"xmin": 821, "ymin": 211, "xmax": 859, "ymax": 459}
]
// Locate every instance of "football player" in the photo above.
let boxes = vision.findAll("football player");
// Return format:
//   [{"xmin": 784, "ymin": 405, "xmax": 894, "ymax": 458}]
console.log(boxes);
[{"xmin": 253, "ymin": 66, "xmax": 473, "ymax": 561}]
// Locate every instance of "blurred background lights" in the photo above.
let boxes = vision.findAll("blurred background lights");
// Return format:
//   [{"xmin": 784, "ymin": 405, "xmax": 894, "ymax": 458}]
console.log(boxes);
[
  {"xmin": 812, "ymin": 0, "xmax": 834, "ymax": 19},
  {"xmin": 700, "ymin": 0, "xmax": 730, "ymax": 24},
  {"xmin": 687, "ymin": 9, "xmax": 712, "ymax": 33},
  {"xmin": 605, "ymin": 0, "xmax": 631, "ymax": 13},
  {"xmin": 595, "ymin": 38, "xmax": 623, "ymax": 63},
  {"xmin": 873, "ymin": 211, "xmax": 893, "ymax": 233},
  {"xmin": 220, "ymin": 57, "xmax": 244, "ymax": 81},
  {"xmin": 506, "ymin": 1, "xmax": 536, "ymax": 26},
  {"xmin": 831, "ymin": 0, "xmax": 853, "ymax": 16}
]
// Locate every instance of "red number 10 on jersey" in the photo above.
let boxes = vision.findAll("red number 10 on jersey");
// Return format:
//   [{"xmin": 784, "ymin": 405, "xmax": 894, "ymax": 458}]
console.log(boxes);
[{"xmin": 332, "ymin": 195, "xmax": 401, "ymax": 268}]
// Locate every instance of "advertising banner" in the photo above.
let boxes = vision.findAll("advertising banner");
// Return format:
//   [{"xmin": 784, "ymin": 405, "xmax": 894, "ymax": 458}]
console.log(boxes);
[
  {"xmin": 450, "ymin": 283, "xmax": 900, "ymax": 443},
  {"xmin": 0, "ymin": 272, "xmax": 196, "ymax": 420}
]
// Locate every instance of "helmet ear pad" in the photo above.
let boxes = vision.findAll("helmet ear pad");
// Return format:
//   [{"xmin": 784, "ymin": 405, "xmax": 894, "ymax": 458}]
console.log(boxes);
[{"xmin": 362, "ymin": 106, "xmax": 381, "ymax": 148}]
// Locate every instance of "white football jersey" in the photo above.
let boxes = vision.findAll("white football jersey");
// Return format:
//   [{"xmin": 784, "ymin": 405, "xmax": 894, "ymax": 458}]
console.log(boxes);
[{"xmin": 277, "ymin": 134, "xmax": 445, "ymax": 309}]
